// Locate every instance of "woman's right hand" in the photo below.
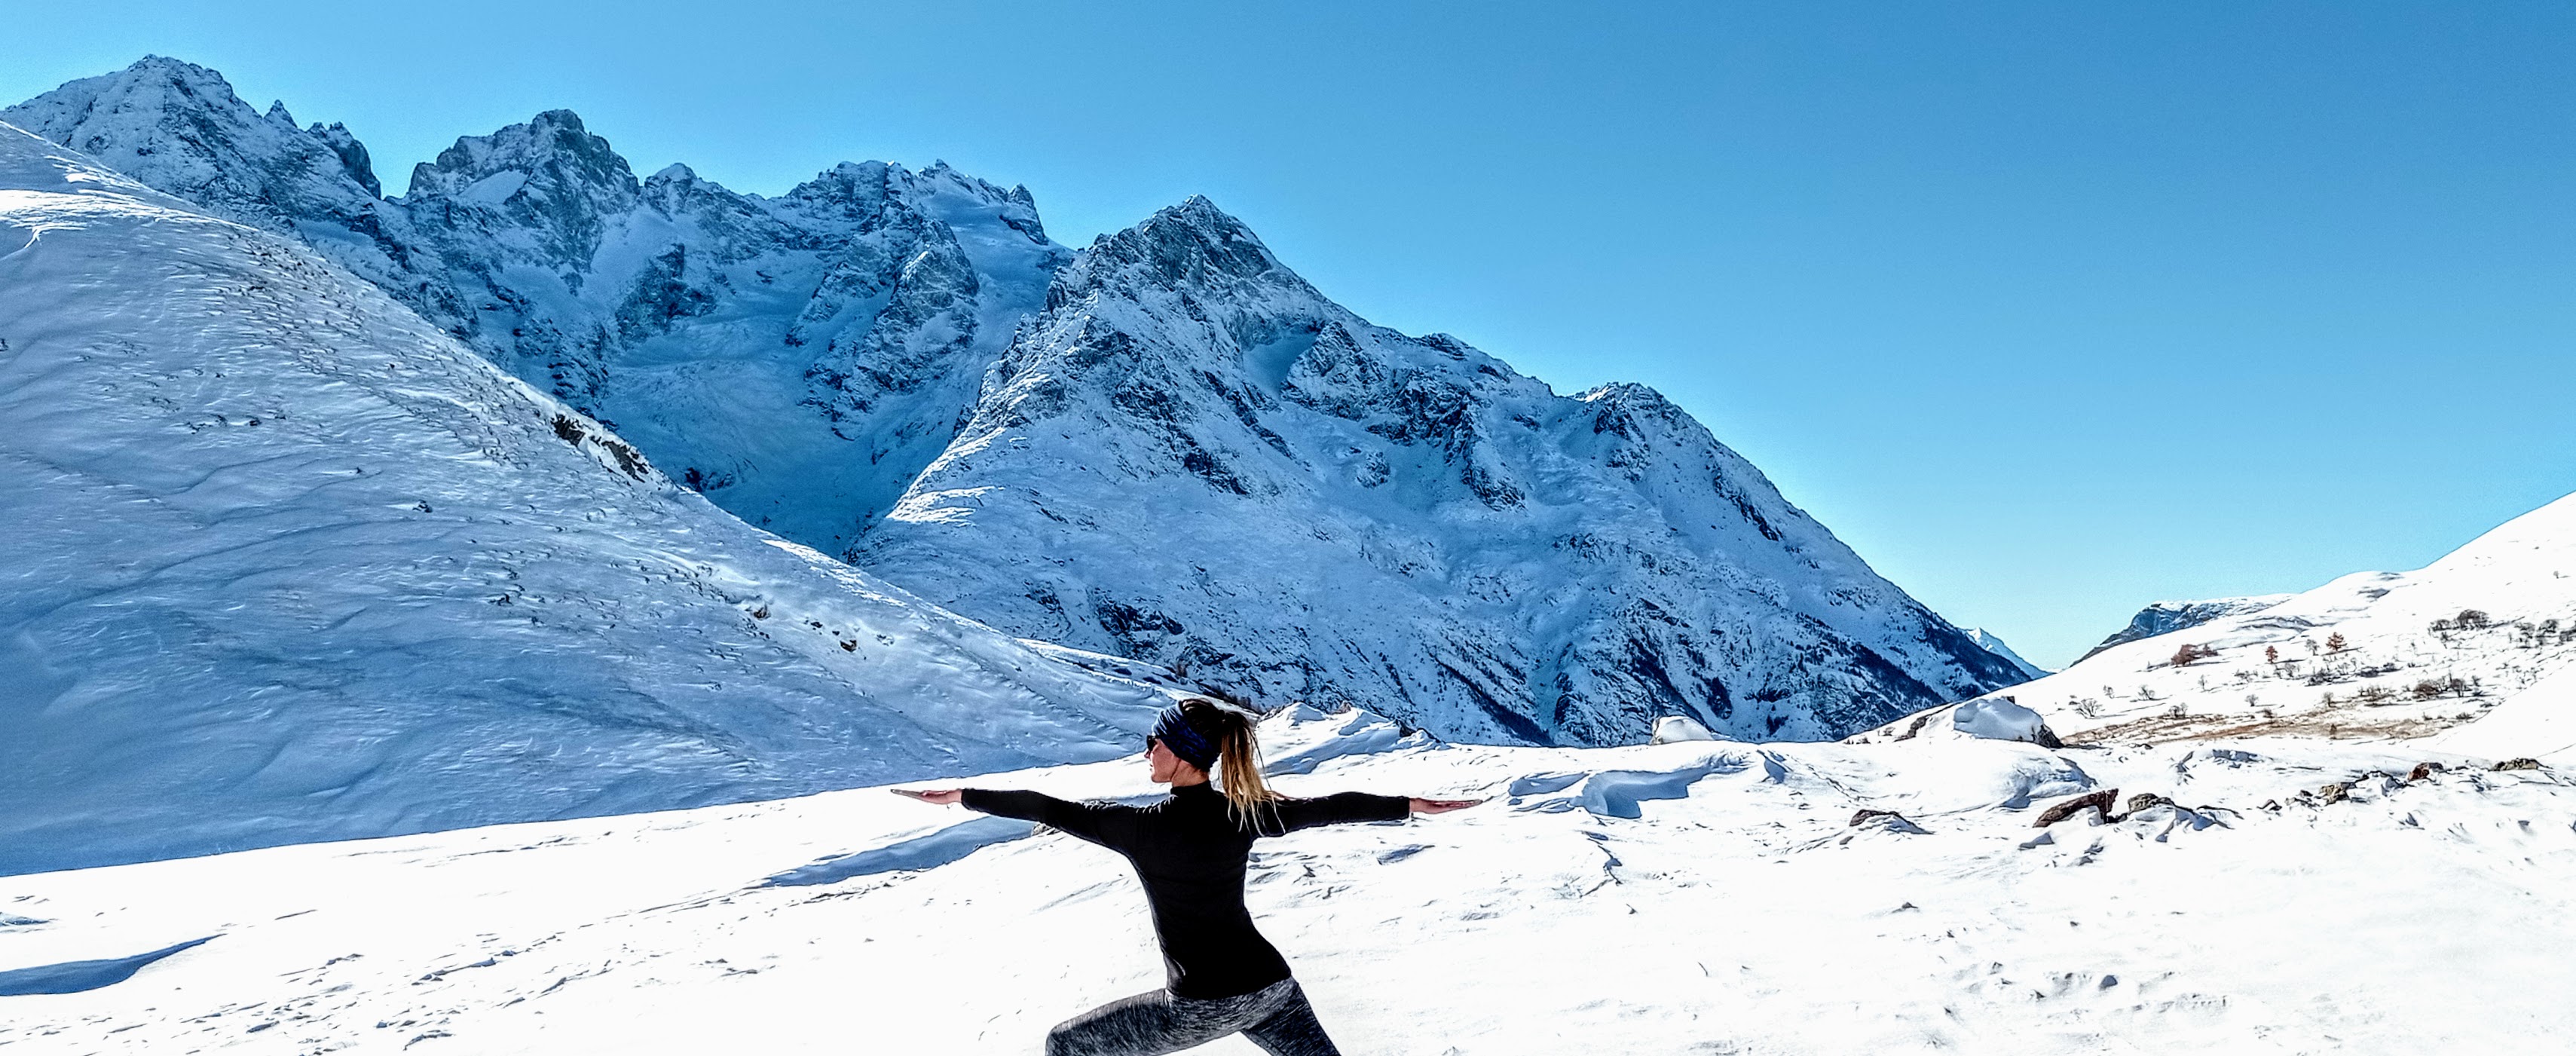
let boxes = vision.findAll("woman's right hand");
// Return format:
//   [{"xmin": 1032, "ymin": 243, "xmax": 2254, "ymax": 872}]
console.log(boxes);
[
  {"xmin": 892, "ymin": 788, "xmax": 962, "ymax": 805},
  {"xmin": 1409, "ymin": 797, "xmax": 1485, "ymax": 815}
]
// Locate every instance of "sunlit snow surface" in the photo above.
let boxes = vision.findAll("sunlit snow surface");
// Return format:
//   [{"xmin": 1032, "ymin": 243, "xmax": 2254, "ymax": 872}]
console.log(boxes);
[
  {"xmin": 1899, "ymin": 491, "xmax": 2576, "ymax": 757},
  {"xmin": 0, "ymin": 125, "xmax": 1162, "ymax": 875},
  {"xmin": 1, "ymin": 705, "xmax": 2569, "ymax": 1053}
]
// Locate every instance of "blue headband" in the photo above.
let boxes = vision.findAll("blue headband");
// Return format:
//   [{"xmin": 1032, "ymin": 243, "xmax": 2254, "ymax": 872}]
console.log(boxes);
[{"xmin": 1150, "ymin": 703, "xmax": 1222, "ymax": 770}]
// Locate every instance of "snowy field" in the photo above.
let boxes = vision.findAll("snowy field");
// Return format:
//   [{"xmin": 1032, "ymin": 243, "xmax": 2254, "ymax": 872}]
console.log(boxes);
[
  {"xmin": 4, "ymin": 706, "xmax": 2570, "ymax": 1054},
  {"xmin": 5, "ymin": 60, "xmax": 2575, "ymax": 1056}
]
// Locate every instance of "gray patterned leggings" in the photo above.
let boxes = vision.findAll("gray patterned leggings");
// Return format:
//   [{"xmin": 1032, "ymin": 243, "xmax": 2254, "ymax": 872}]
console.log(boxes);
[{"xmin": 1043, "ymin": 978, "xmax": 1342, "ymax": 1056}]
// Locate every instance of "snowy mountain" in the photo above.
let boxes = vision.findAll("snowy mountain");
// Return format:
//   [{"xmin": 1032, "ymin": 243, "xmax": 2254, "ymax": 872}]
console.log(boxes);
[
  {"xmin": 856, "ymin": 197, "xmax": 2027, "ymax": 744},
  {"xmin": 0, "ymin": 124, "xmax": 1165, "ymax": 877},
  {"xmin": 1964, "ymin": 627, "xmax": 2048, "ymax": 678},
  {"xmin": 2, "ymin": 57, "xmax": 1062, "ymax": 559},
  {"xmin": 4, "ymin": 705, "xmax": 2568, "ymax": 1051},
  {"xmin": 7, "ymin": 57, "xmax": 2026, "ymax": 748},
  {"xmin": 2073, "ymin": 595, "xmax": 2293, "ymax": 663},
  {"xmin": 1875, "ymin": 491, "xmax": 2576, "ymax": 753}
]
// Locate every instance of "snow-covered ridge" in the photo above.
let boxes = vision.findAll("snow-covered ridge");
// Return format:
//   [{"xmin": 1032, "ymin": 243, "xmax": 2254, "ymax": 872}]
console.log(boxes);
[
  {"xmin": 1966, "ymin": 627, "xmax": 2049, "ymax": 678},
  {"xmin": 7, "ymin": 57, "xmax": 2025, "ymax": 750},
  {"xmin": 1886, "ymin": 491, "xmax": 2576, "ymax": 756},
  {"xmin": 3, "ymin": 705, "xmax": 2568, "ymax": 1051},
  {"xmin": 0, "ymin": 123, "xmax": 1165, "ymax": 876},
  {"xmin": 2073, "ymin": 595, "xmax": 2293, "ymax": 663}
]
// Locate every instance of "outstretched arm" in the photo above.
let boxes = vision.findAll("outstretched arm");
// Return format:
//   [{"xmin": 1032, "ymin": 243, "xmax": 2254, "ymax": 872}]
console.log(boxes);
[
  {"xmin": 892, "ymin": 787, "xmax": 1141, "ymax": 849},
  {"xmin": 1267, "ymin": 791, "xmax": 1489, "ymax": 834}
]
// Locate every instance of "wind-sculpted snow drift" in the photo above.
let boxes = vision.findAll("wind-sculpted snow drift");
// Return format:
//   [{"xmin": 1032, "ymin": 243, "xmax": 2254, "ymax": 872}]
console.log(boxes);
[
  {"xmin": 7, "ymin": 58, "xmax": 2025, "ymax": 748},
  {"xmin": 0, "ymin": 126, "xmax": 1166, "ymax": 876}
]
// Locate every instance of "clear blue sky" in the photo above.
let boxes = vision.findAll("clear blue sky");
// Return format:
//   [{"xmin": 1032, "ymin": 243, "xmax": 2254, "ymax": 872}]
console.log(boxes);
[{"xmin": 6, "ymin": 2, "xmax": 2571, "ymax": 666}]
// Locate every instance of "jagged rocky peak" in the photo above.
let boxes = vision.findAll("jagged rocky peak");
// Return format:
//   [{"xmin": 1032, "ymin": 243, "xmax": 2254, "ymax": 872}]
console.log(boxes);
[
  {"xmin": 916, "ymin": 159, "xmax": 1047, "ymax": 234},
  {"xmin": 778, "ymin": 160, "xmax": 916, "ymax": 226},
  {"xmin": 408, "ymin": 109, "xmax": 635, "ymax": 199},
  {"xmin": 405, "ymin": 110, "xmax": 643, "ymax": 263},
  {"xmin": 1063, "ymin": 194, "xmax": 1305, "ymax": 298},
  {"xmin": 637, "ymin": 161, "xmax": 725, "ymax": 215},
  {"xmin": 0, "ymin": 56, "xmax": 382, "ymax": 230},
  {"xmin": 3, "ymin": 54, "xmax": 236, "ymax": 141},
  {"xmin": 1580, "ymin": 380, "xmax": 1686, "ymax": 427},
  {"xmin": 305, "ymin": 119, "xmax": 381, "ymax": 196}
]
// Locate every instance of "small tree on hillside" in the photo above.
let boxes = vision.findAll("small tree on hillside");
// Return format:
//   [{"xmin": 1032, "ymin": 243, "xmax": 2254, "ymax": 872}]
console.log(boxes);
[{"xmin": 2326, "ymin": 632, "xmax": 2349, "ymax": 653}]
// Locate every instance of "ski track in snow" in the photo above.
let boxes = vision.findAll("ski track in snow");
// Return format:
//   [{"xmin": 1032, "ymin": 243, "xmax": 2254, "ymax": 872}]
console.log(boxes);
[{"xmin": 2, "ymin": 706, "xmax": 2570, "ymax": 1054}]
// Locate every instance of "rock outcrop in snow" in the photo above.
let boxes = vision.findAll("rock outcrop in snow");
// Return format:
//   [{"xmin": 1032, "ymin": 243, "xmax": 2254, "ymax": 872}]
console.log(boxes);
[
  {"xmin": 0, "ymin": 124, "xmax": 1163, "ymax": 876},
  {"xmin": 7, "ymin": 57, "xmax": 2027, "ymax": 749}
]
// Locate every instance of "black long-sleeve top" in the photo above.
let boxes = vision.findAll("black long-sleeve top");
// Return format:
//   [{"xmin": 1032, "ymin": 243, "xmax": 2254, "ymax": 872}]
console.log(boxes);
[{"xmin": 960, "ymin": 782, "xmax": 1412, "ymax": 999}]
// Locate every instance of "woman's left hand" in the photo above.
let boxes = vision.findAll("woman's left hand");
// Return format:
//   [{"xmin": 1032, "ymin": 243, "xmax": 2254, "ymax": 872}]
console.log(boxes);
[
  {"xmin": 1408, "ymin": 797, "xmax": 1485, "ymax": 815},
  {"xmin": 892, "ymin": 788, "xmax": 963, "ymax": 805}
]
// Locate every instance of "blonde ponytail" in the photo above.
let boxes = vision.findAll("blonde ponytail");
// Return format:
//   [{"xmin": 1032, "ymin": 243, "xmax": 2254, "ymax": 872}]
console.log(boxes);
[{"xmin": 1180, "ymin": 697, "xmax": 1282, "ymax": 831}]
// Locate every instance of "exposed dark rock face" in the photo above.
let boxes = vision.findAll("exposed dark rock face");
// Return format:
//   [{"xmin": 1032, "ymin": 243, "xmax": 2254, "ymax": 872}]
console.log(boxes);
[{"xmin": 2034, "ymin": 789, "xmax": 2121, "ymax": 828}]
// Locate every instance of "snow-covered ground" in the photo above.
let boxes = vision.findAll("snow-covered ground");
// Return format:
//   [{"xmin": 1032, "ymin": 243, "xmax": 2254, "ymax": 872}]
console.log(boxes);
[
  {"xmin": 2, "ymin": 705, "xmax": 2568, "ymax": 1053},
  {"xmin": 1896, "ymin": 492, "xmax": 2576, "ymax": 755}
]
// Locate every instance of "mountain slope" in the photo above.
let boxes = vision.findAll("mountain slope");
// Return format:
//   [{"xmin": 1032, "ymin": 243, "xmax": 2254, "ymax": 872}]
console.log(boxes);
[
  {"xmin": 856, "ymin": 197, "xmax": 2025, "ymax": 744},
  {"xmin": 1876, "ymin": 491, "xmax": 2576, "ymax": 751},
  {"xmin": 1, "ymin": 57, "xmax": 1066, "ymax": 559},
  {"xmin": 1966, "ymin": 628, "xmax": 2049, "ymax": 678},
  {"xmin": 0, "ymin": 124, "xmax": 1162, "ymax": 876}
]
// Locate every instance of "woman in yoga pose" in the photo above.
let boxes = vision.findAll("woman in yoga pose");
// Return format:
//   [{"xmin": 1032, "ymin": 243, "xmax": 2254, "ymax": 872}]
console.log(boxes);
[{"xmin": 896, "ymin": 697, "xmax": 1480, "ymax": 1055}]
